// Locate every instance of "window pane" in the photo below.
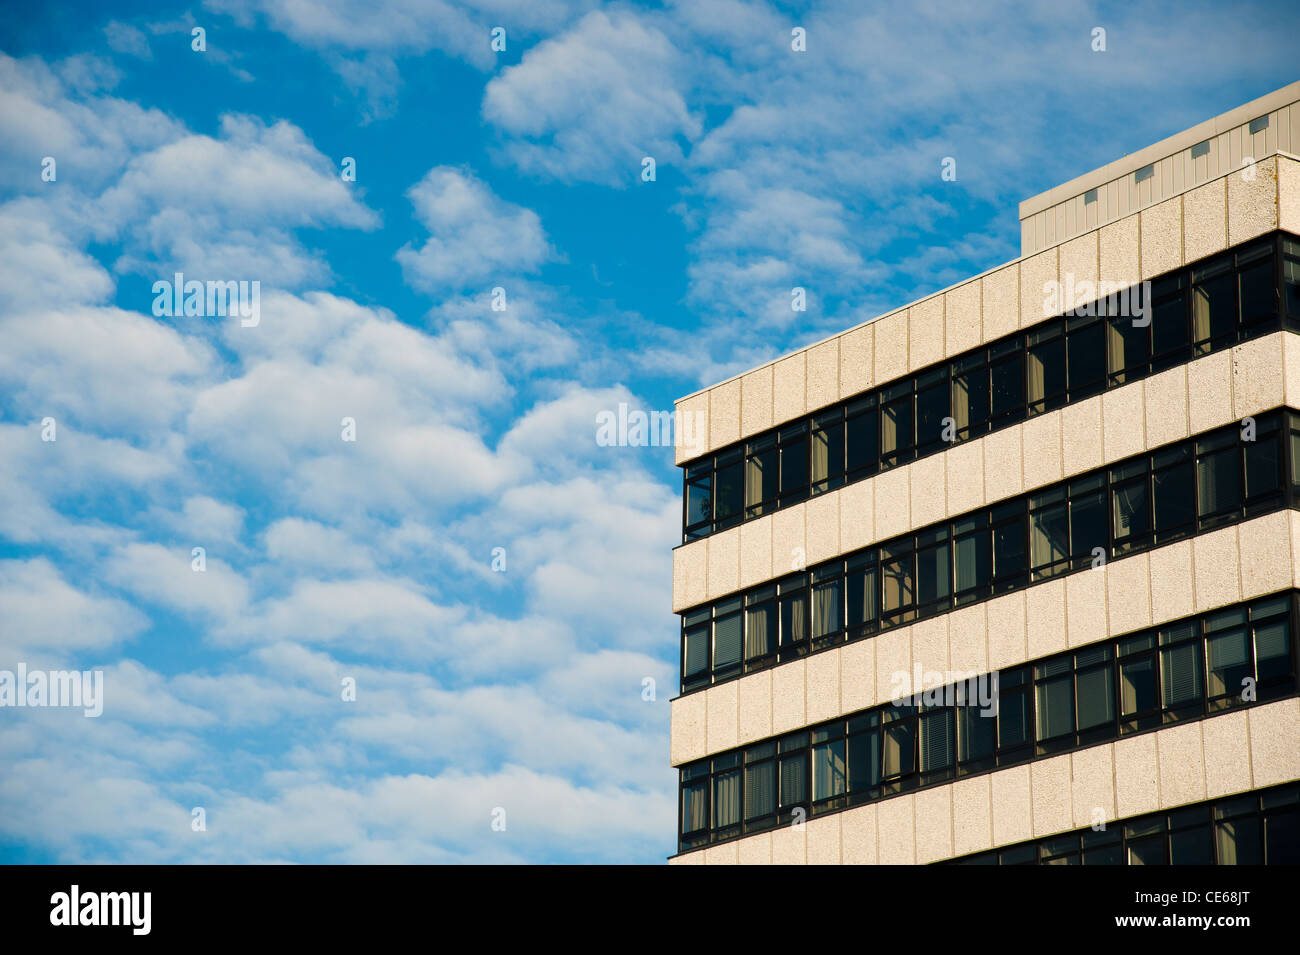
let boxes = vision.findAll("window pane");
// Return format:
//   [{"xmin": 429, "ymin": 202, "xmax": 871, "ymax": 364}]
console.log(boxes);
[
  {"xmin": 1192, "ymin": 265, "xmax": 1234, "ymax": 348},
  {"xmin": 1127, "ymin": 837, "xmax": 1167, "ymax": 865},
  {"xmin": 1109, "ymin": 314, "xmax": 1149, "ymax": 381},
  {"xmin": 993, "ymin": 515, "xmax": 1027, "ymax": 583},
  {"xmin": 684, "ymin": 626, "xmax": 709, "ymax": 679},
  {"xmin": 1030, "ymin": 502, "xmax": 1069, "ymax": 573},
  {"xmin": 812, "ymin": 739, "xmax": 847, "ymax": 800},
  {"xmin": 954, "ymin": 529, "xmax": 989, "ymax": 596},
  {"xmin": 990, "ymin": 352, "xmax": 1024, "ymax": 421},
  {"xmin": 883, "ymin": 722, "xmax": 914, "ymax": 778},
  {"xmin": 920, "ymin": 709, "xmax": 954, "ymax": 772},
  {"xmin": 1244, "ymin": 434, "xmax": 1280, "ymax": 500},
  {"xmin": 779, "ymin": 753, "xmax": 807, "ymax": 807},
  {"xmin": 713, "ymin": 771, "xmax": 740, "ymax": 828},
  {"xmin": 1286, "ymin": 251, "xmax": 1300, "ymax": 318},
  {"xmin": 744, "ymin": 761, "xmax": 776, "ymax": 820},
  {"xmin": 1076, "ymin": 666, "xmax": 1115, "ymax": 730},
  {"xmin": 917, "ymin": 543, "xmax": 951, "ymax": 607},
  {"xmin": 1069, "ymin": 489, "xmax": 1107, "ymax": 560},
  {"xmin": 1152, "ymin": 288, "xmax": 1188, "ymax": 360},
  {"xmin": 1027, "ymin": 337, "xmax": 1065, "ymax": 411},
  {"xmin": 1238, "ymin": 257, "xmax": 1274, "ymax": 326},
  {"xmin": 812, "ymin": 578, "xmax": 842, "ymax": 638},
  {"xmin": 1254, "ymin": 620, "xmax": 1291, "ymax": 682},
  {"xmin": 1120, "ymin": 656, "xmax": 1157, "ymax": 716},
  {"xmin": 811, "ymin": 421, "xmax": 844, "ymax": 490},
  {"xmin": 715, "ymin": 459, "xmax": 743, "ymax": 525},
  {"xmin": 916, "ymin": 380, "xmax": 949, "ymax": 452},
  {"xmin": 998, "ymin": 690, "xmax": 1030, "ymax": 749},
  {"xmin": 958, "ymin": 704, "xmax": 996, "ymax": 763},
  {"xmin": 780, "ymin": 436, "xmax": 808, "ymax": 496},
  {"xmin": 1067, "ymin": 320, "xmax": 1106, "ymax": 396},
  {"xmin": 1216, "ymin": 818, "xmax": 1262, "ymax": 864},
  {"xmin": 686, "ymin": 473, "xmax": 711, "ymax": 528},
  {"xmin": 1153, "ymin": 460, "xmax": 1195, "ymax": 535},
  {"xmin": 848, "ymin": 731, "xmax": 881, "ymax": 791},
  {"xmin": 953, "ymin": 366, "xmax": 989, "ymax": 436},
  {"xmin": 882, "ymin": 397, "xmax": 912, "ymax": 462},
  {"xmin": 744, "ymin": 602, "xmax": 776, "ymax": 661},
  {"xmin": 1197, "ymin": 448, "xmax": 1241, "ymax": 519},
  {"xmin": 883, "ymin": 554, "xmax": 915, "ymax": 616},
  {"xmin": 682, "ymin": 780, "xmax": 708, "ymax": 834},
  {"xmin": 745, "ymin": 444, "xmax": 777, "ymax": 514},
  {"xmin": 1264, "ymin": 811, "xmax": 1300, "ymax": 864},
  {"xmin": 1112, "ymin": 478, "xmax": 1150, "ymax": 547},
  {"xmin": 1036, "ymin": 676, "xmax": 1075, "ymax": 741},
  {"xmin": 1169, "ymin": 825, "xmax": 1213, "ymax": 864},
  {"xmin": 1206, "ymin": 628, "xmax": 1250, "ymax": 698},
  {"xmin": 845, "ymin": 564, "xmax": 877, "ymax": 629},
  {"xmin": 1161, "ymin": 642, "xmax": 1204, "ymax": 708},
  {"xmin": 780, "ymin": 592, "xmax": 807, "ymax": 648},
  {"xmin": 845, "ymin": 409, "xmax": 878, "ymax": 475}
]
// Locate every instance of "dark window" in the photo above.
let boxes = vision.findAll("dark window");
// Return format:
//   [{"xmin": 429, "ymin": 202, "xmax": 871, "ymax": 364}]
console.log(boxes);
[
  {"xmin": 1238, "ymin": 242, "xmax": 1276, "ymax": 327},
  {"xmin": 1108, "ymin": 307, "xmax": 1150, "ymax": 385},
  {"xmin": 1152, "ymin": 445, "xmax": 1195, "ymax": 542},
  {"xmin": 880, "ymin": 382, "xmax": 913, "ymax": 468},
  {"xmin": 1150, "ymin": 273, "xmax": 1189, "ymax": 373},
  {"xmin": 952, "ymin": 352, "xmax": 991, "ymax": 440},
  {"xmin": 744, "ymin": 434, "xmax": 778, "ymax": 518},
  {"xmin": 778, "ymin": 424, "xmax": 809, "ymax": 506},
  {"xmin": 916, "ymin": 369, "xmax": 950, "ymax": 455},
  {"xmin": 1196, "ymin": 431, "xmax": 1242, "ymax": 526},
  {"xmin": 744, "ymin": 587, "xmax": 777, "ymax": 669},
  {"xmin": 779, "ymin": 576, "xmax": 809, "ymax": 662},
  {"xmin": 1027, "ymin": 323, "xmax": 1066, "ymax": 414},
  {"xmin": 844, "ymin": 398, "xmax": 879, "ymax": 479},
  {"xmin": 713, "ymin": 449, "xmax": 744, "ymax": 531},
  {"xmin": 991, "ymin": 501, "xmax": 1027, "ymax": 592},
  {"xmin": 1191, "ymin": 256, "xmax": 1235, "ymax": 353},
  {"xmin": 712, "ymin": 597, "xmax": 743, "ymax": 679},
  {"xmin": 685, "ymin": 464, "xmax": 711, "ymax": 540},
  {"xmin": 845, "ymin": 553, "xmax": 879, "ymax": 635},
  {"xmin": 1067, "ymin": 314, "xmax": 1106, "ymax": 399},
  {"xmin": 810, "ymin": 411, "xmax": 845, "ymax": 495},
  {"xmin": 1029, "ymin": 488, "xmax": 1070, "ymax": 580},
  {"xmin": 989, "ymin": 341, "xmax": 1025, "ymax": 425},
  {"xmin": 1285, "ymin": 238, "xmax": 1300, "ymax": 318}
]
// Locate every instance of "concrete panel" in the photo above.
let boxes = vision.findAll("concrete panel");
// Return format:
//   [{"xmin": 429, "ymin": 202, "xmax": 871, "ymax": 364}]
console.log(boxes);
[
  {"xmin": 1193, "ymin": 526, "xmax": 1241, "ymax": 611},
  {"xmin": 990, "ymin": 764, "xmax": 1033, "ymax": 847},
  {"xmin": 914, "ymin": 785, "xmax": 953, "ymax": 864},
  {"xmin": 951, "ymin": 775, "xmax": 993, "ymax": 857},
  {"xmin": 909, "ymin": 454, "xmax": 947, "ymax": 529},
  {"xmin": 986, "ymin": 590, "xmax": 1027, "ymax": 672},
  {"xmin": 874, "ymin": 625, "xmax": 912, "ymax": 705},
  {"xmin": 1106, "ymin": 552, "xmax": 1152, "ymax": 636},
  {"xmin": 1060, "ymin": 231, "xmax": 1100, "ymax": 309},
  {"xmin": 945, "ymin": 436, "xmax": 985, "ymax": 515},
  {"xmin": 1248, "ymin": 698, "xmax": 1300, "ymax": 788},
  {"xmin": 1231, "ymin": 334, "xmax": 1285, "ymax": 420},
  {"xmin": 1060, "ymin": 394, "xmax": 1104, "ymax": 477},
  {"xmin": 1070, "ymin": 745, "xmax": 1116, "ymax": 829},
  {"xmin": 871, "ymin": 466, "xmax": 911, "ymax": 541},
  {"xmin": 771, "ymin": 821, "xmax": 807, "ymax": 865},
  {"xmin": 1020, "ymin": 246, "xmax": 1059, "ymax": 329},
  {"xmin": 1021, "ymin": 409, "xmax": 1063, "ymax": 490},
  {"xmin": 1286, "ymin": 333, "xmax": 1300, "ymax": 410},
  {"xmin": 736, "ymin": 831, "xmax": 772, "ymax": 865},
  {"xmin": 841, "ymin": 803, "xmax": 878, "ymax": 865},
  {"xmin": 1140, "ymin": 195, "xmax": 1183, "ymax": 279},
  {"xmin": 1148, "ymin": 539, "xmax": 1195, "ymax": 625},
  {"xmin": 771, "ymin": 658, "xmax": 806, "ymax": 735},
  {"xmin": 806, "ymin": 814, "xmax": 842, "ymax": 865},
  {"xmin": 1066, "ymin": 567, "xmax": 1109, "ymax": 648},
  {"xmin": 838, "ymin": 478, "xmax": 874, "ymax": 554},
  {"xmin": 772, "ymin": 352, "xmax": 806, "ymax": 427},
  {"xmin": 839, "ymin": 323, "xmax": 874, "ymax": 400},
  {"xmin": 806, "ymin": 338, "xmax": 840, "ymax": 414},
  {"xmin": 1101, "ymin": 382, "xmax": 1146, "ymax": 462},
  {"xmin": 740, "ymin": 365, "xmax": 773, "ymax": 438},
  {"xmin": 704, "ymin": 841, "xmax": 739, "ymax": 866},
  {"xmin": 981, "ymin": 264, "xmax": 1019, "ymax": 345},
  {"xmin": 876, "ymin": 794, "xmax": 916, "ymax": 865},
  {"xmin": 770, "ymin": 503, "xmax": 806, "ymax": 580},
  {"xmin": 1114, "ymin": 732, "xmax": 1161, "ymax": 818},
  {"xmin": 1237, "ymin": 510, "xmax": 1293, "ymax": 599},
  {"xmin": 1279, "ymin": 155, "xmax": 1300, "ymax": 236},
  {"xmin": 1025, "ymin": 576, "xmax": 1068, "ymax": 660},
  {"xmin": 1227, "ymin": 155, "xmax": 1279, "ymax": 246},
  {"xmin": 1201, "ymin": 710, "xmax": 1252, "ymax": 798},
  {"xmin": 945, "ymin": 279, "xmax": 982, "ymax": 358},
  {"xmin": 736, "ymin": 669, "xmax": 773, "ymax": 745},
  {"xmin": 911, "ymin": 615, "xmax": 949, "ymax": 683},
  {"xmin": 947, "ymin": 601, "xmax": 988, "ymax": 678},
  {"xmin": 909, "ymin": 296, "xmax": 945, "ymax": 372},
  {"xmin": 739, "ymin": 517, "xmax": 773, "ymax": 590},
  {"xmin": 706, "ymin": 680, "xmax": 739, "ymax": 754},
  {"xmin": 1183, "ymin": 176, "xmax": 1228, "ymax": 264},
  {"xmin": 872, "ymin": 310, "xmax": 909, "ymax": 387},
  {"xmin": 805, "ymin": 649, "xmax": 841, "ymax": 725},
  {"xmin": 670, "ymin": 851, "xmax": 703, "ymax": 865},
  {"xmin": 671, "ymin": 691, "xmax": 707, "ymax": 766},
  {"xmin": 1143, "ymin": 364, "xmax": 1189, "ymax": 449},
  {"xmin": 1186, "ymin": 350, "xmax": 1235, "ymax": 435},
  {"xmin": 672, "ymin": 541, "xmax": 708, "ymax": 613},
  {"xmin": 709, "ymin": 378, "xmax": 741, "ymax": 451},
  {"xmin": 706, "ymin": 526, "xmax": 740, "ymax": 600},
  {"xmin": 1031, "ymin": 755, "xmax": 1074, "ymax": 837},
  {"xmin": 1099, "ymin": 215, "xmax": 1140, "ymax": 291},
  {"xmin": 983, "ymin": 423, "xmax": 1023, "ymax": 503},
  {"xmin": 840, "ymin": 636, "xmax": 875, "ymax": 713},
  {"xmin": 804, "ymin": 492, "xmax": 840, "ymax": 566},
  {"xmin": 1157, "ymin": 720, "xmax": 1207, "ymax": 807},
  {"xmin": 674, "ymin": 390, "xmax": 709, "ymax": 466}
]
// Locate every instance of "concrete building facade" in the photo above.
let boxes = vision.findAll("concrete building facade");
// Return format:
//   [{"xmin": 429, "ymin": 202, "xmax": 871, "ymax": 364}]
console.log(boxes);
[{"xmin": 669, "ymin": 82, "xmax": 1300, "ymax": 865}]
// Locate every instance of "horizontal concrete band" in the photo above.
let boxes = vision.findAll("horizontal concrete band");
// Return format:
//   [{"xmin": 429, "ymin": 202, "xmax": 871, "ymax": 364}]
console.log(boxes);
[
  {"xmin": 668, "ymin": 697, "xmax": 1300, "ymax": 865},
  {"xmin": 673, "ymin": 333, "xmax": 1300, "ymax": 615},
  {"xmin": 671, "ymin": 510, "xmax": 1300, "ymax": 767},
  {"xmin": 675, "ymin": 155, "xmax": 1300, "ymax": 467}
]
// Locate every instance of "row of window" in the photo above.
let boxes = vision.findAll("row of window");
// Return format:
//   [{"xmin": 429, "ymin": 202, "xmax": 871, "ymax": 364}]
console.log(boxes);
[
  {"xmin": 683, "ymin": 232, "xmax": 1300, "ymax": 541},
  {"xmin": 681, "ymin": 410, "xmax": 1296, "ymax": 695},
  {"xmin": 946, "ymin": 782, "xmax": 1300, "ymax": 865},
  {"xmin": 678, "ymin": 592, "xmax": 1298, "ymax": 853}
]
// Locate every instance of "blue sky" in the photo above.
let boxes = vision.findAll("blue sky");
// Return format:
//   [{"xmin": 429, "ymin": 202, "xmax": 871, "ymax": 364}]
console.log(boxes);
[{"xmin": 0, "ymin": 1, "xmax": 1295, "ymax": 864}]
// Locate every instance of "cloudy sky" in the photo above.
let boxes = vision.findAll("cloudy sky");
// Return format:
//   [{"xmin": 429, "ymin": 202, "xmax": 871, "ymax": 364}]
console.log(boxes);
[{"xmin": 0, "ymin": 1, "xmax": 1295, "ymax": 864}]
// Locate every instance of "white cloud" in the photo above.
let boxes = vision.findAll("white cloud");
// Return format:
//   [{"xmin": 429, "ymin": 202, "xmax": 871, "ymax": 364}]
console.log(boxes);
[{"xmin": 0, "ymin": 558, "xmax": 149, "ymax": 662}]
